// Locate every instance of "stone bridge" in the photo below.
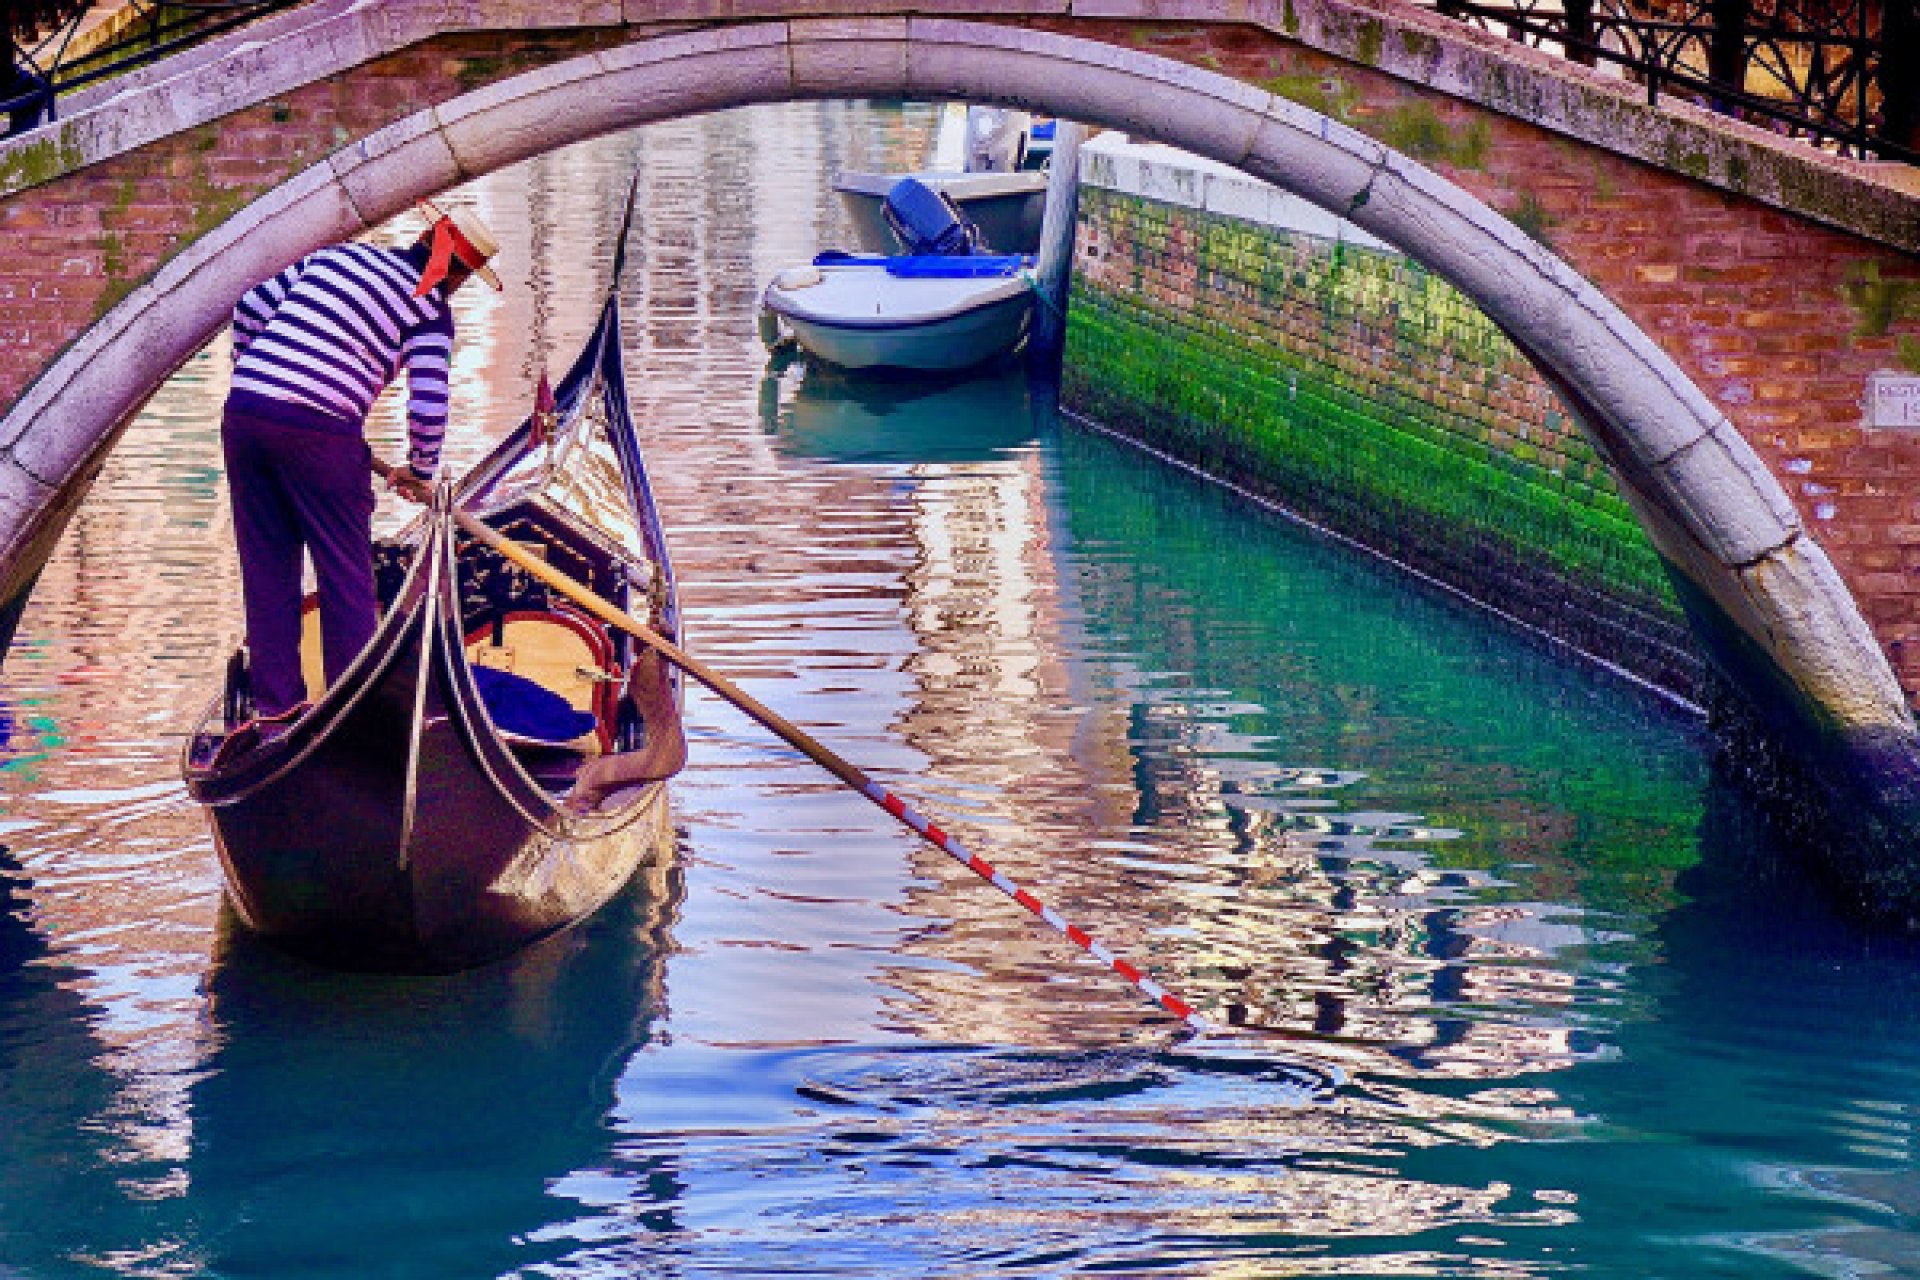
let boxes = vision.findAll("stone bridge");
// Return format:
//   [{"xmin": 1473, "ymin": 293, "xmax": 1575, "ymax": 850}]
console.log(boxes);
[{"xmin": 6, "ymin": 0, "xmax": 1920, "ymax": 916}]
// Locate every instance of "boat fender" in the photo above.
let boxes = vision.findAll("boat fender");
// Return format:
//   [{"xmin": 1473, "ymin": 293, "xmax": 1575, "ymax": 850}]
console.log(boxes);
[
  {"xmin": 757, "ymin": 306, "xmax": 786, "ymax": 351},
  {"xmin": 774, "ymin": 265, "xmax": 823, "ymax": 291}
]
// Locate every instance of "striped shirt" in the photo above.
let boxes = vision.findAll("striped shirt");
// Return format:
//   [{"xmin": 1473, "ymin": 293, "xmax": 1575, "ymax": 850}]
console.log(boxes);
[{"xmin": 230, "ymin": 241, "xmax": 455, "ymax": 479}]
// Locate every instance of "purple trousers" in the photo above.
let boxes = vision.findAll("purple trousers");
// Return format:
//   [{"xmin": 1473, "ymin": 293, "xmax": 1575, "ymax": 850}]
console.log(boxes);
[{"xmin": 221, "ymin": 402, "xmax": 377, "ymax": 718}]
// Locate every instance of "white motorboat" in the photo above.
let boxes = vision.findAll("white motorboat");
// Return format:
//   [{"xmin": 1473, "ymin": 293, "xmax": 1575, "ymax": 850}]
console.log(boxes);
[
  {"xmin": 761, "ymin": 176, "xmax": 1035, "ymax": 373},
  {"xmin": 760, "ymin": 255, "xmax": 1034, "ymax": 372},
  {"xmin": 835, "ymin": 169, "xmax": 1045, "ymax": 255}
]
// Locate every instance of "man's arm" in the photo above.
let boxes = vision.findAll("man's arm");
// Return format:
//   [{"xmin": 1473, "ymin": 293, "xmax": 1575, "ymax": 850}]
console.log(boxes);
[{"xmin": 399, "ymin": 319, "xmax": 454, "ymax": 481}]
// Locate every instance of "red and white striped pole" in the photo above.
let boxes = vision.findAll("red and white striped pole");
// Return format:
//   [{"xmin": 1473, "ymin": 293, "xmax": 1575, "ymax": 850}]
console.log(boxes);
[
  {"xmin": 453, "ymin": 509, "xmax": 1213, "ymax": 1035},
  {"xmin": 858, "ymin": 778, "xmax": 1207, "ymax": 1031}
]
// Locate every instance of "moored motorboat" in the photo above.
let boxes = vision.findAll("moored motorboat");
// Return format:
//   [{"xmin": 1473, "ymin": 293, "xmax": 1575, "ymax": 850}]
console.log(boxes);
[
  {"xmin": 760, "ymin": 254, "xmax": 1034, "ymax": 372},
  {"xmin": 834, "ymin": 105, "xmax": 1050, "ymax": 255},
  {"xmin": 761, "ymin": 176, "xmax": 1035, "ymax": 373},
  {"xmin": 183, "ymin": 209, "xmax": 687, "ymax": 974},
  {"xmin": 834, "ymin": 169, "xmax": 1046, "ymax": 256}
]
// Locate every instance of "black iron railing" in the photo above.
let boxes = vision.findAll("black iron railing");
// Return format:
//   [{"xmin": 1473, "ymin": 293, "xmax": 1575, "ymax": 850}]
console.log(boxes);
[
  {"xmin": 7, "ymin": 1, "xmax": 300, "ymax": 137},
  {"xmin": 8, "ymin": 1, "xmax": 1918, "ymax": 166},
  {"xmin": 1416, "ymin": 0, "xmax": 1919, "ymax": 165}
]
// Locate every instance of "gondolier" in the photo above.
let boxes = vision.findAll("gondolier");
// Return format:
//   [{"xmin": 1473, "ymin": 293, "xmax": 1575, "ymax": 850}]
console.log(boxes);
[
  {"xmin": 186, "ymin": 178, "xmax": 691, "ymax": 971},
  {"xmin": 223, "ymin": 204, "xmax": 503, "ymax": 720}
]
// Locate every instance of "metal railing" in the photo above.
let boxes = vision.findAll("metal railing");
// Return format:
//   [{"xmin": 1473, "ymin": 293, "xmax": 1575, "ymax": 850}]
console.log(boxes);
[
  {"xmin": 8, "ymin": 0, "xmax": 1917, "ymax": 166},
  {"xmin": 1415, "ymin": 0, "xmax": 1918, "ymax": 165},
  {"xmin": 7, "ymin": 1, "xmax": 300, "ymax": 137}
]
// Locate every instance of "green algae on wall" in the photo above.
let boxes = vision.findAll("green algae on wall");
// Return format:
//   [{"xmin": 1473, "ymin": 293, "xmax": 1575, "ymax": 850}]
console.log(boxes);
[
  {"xmin": 1063, "ymin": 186, "xmax": 1696, "ymax": 696},
  {"xmin": 0, "ymin": 123, "xmax": 86, "ymax": 196}
]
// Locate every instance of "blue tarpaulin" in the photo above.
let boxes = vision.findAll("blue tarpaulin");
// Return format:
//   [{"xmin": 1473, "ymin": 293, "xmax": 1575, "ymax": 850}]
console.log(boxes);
[{"xmin": 812, "ymin": 251, "xmax": 1032, "ymax": 278}]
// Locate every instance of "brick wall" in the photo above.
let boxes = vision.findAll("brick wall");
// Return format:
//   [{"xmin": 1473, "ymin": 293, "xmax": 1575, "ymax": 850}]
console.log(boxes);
[
  {"xmin": 1064, "ymin": 182, "xmax": 1704, "ymax": 697},
  {"xmin": 0, "ymin": 31, "xmax": 621, "ymax": 412}
]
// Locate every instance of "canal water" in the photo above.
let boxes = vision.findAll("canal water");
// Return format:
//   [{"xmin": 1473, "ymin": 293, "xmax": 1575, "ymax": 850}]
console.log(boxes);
[{"xmin": 3, "ymin": 103, "xmax": 1918, "ymax": 1278}]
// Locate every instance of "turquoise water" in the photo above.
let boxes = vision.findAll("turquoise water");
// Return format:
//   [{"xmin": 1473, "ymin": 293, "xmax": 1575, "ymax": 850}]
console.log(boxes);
[{"xmin": 1, "ymin": 103, "xmax": 1917, "ymax": 1277}]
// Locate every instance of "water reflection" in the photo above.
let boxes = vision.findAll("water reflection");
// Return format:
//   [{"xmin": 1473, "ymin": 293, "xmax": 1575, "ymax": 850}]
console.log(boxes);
[
  {"xmin": 177, "ymin": 866, "xmax": 681, "ymax": 1278},
  {"xmin": 0, "ymin": 844, "xmax": 141, "ymax": 1272},
  {"xmin": 0, "ymin": 100, "xmax": 1916, "ymax": 1278},
  {"xmin": 761, "ymin": 361, "xmax": 1040, "ymax": 464}
]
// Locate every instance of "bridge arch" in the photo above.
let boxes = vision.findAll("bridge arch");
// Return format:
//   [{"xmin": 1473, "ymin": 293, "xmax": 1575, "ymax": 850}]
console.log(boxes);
[{"xmin": 8, "ymin": 17, "xmax": 1918, "ymax": 899}]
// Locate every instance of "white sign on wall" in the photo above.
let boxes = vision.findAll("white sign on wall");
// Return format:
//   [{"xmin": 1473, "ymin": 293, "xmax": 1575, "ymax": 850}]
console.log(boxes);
[{"xmin": 1868, "ymin": 372, "xmax": 1920, "ymax": 429}]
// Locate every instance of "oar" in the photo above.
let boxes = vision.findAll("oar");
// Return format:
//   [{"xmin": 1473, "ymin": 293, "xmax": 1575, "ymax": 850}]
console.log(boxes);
[{"xmin": 433, "ymin": 497, "xmax": 1212, "ymax": 1034}]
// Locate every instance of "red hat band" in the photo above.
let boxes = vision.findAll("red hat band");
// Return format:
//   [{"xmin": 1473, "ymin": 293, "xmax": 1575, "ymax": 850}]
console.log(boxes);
[{"xmin": 413, "ymin": 219, "xmax": 489, "ymax": 298}]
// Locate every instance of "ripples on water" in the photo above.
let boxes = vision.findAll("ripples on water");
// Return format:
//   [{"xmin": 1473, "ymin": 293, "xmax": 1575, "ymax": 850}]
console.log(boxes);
[{"xmin": 1, "ymin": 102, "xmax": 1917, "ymax": 1278}]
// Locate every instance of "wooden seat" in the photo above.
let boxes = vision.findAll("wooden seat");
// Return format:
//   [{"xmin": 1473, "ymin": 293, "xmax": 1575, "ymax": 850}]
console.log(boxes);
[{"xmin": 297, "ymin": 598, "xmax": 622, "ymax": 756}]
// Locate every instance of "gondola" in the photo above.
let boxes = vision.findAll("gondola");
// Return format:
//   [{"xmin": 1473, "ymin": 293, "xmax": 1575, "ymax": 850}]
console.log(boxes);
[{"xmin": 183, "ymin": 204, "xmax": 686, "ymax": 974}]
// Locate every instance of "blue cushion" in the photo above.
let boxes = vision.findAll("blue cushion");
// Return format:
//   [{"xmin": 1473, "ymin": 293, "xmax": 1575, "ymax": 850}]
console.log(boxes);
[{"xmin": 469, "ymin": 664, "xmax": 599, "ymax": 744}]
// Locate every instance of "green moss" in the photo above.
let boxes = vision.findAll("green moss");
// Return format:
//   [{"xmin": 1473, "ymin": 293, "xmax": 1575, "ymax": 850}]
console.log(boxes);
[
  {"xmin": 1380, "ymin": 103, "xmax": 1491, "ymax": 169},
  {"xmin": 1352, "ymin": 17, "xmax": 1384, "ymax": 66},
  {"xmin": 1398, "ymin": 27, "xmax": 1440, "ymax": 60},
  {"xmin": 1843, "ymin": 259, "xmax": 1920, "ymax": 338},
  {"xmin": 1505, "ymin": 191, "xmax": 1556, "ymax": 247},
  {"xmin": 1654, "ymin": 135, "xmax": 1713, "ymax": 181},
  {"xmin": 92, "ymin": 230, "xmax": 134, "ymax": 316},
  {"xmin": 1263, "ymin": 72, "xmax": 1361, "ymax": 122},
  {"xmin": 1062, "ymin": 216, "xmax": 1679, "ymax": 613},
  {"xmin": 1590, "ymin": 158, "xmax": 1619, "ymax": 204},
  {"xmin": 0, "ymin": 124, "xmax": 86, "ymax": 193},
  {"xmin": 454, "ymin": 54, "xmax": 509, "ymax": 91}
]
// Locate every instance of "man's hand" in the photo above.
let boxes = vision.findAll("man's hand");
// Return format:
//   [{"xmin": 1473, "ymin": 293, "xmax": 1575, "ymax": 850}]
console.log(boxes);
[{"xmin": 388, "ymin": 468, "xmax": 433, "ymax": 505}]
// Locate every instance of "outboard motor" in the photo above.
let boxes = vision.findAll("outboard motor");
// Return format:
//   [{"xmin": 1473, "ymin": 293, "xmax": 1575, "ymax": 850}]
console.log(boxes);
[{"xmin": 882, "ymin": 177, "xmax": 981, "ymax": 257}]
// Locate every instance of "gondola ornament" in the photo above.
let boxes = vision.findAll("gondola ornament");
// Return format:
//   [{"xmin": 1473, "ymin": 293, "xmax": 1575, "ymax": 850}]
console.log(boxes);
[{"xmin": 530, "ymin": 368, "xmax": 558, "ymax": 461}]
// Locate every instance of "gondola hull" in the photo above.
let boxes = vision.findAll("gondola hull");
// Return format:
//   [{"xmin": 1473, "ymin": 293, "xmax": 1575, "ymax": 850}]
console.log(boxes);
[{"xmin": 196, "ymin": 603, "xmax": 673, "ymax": 973}]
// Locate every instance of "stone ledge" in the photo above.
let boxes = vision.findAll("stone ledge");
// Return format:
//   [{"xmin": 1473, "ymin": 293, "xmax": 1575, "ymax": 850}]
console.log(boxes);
[
  {"xmin": 1183, "ymin": 0, "xmax": 1920, "ymax": 253},
  {"xmin": 1079, "ymin": 132, "xmax": 1394, "ymax": 247},
  {"xmin": 8, "ymin": 0, "xmax": 1913, "ymax": 249}
]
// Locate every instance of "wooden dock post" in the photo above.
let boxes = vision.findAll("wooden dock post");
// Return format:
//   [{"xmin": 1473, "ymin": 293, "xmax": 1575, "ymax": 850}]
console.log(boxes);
[{"xmin": 1028, "ymin": 120, "xmax": 1087, "ymax": 370}]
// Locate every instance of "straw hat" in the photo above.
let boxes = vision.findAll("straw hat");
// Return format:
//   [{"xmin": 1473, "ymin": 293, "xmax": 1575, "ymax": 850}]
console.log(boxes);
[
  {"xmin": 415, "ymin": 200, "xmax": 502, "ymax": 293},
  {"xmin": 441, "ymin": 206, "xmax": 502, "ymax": 291}
]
